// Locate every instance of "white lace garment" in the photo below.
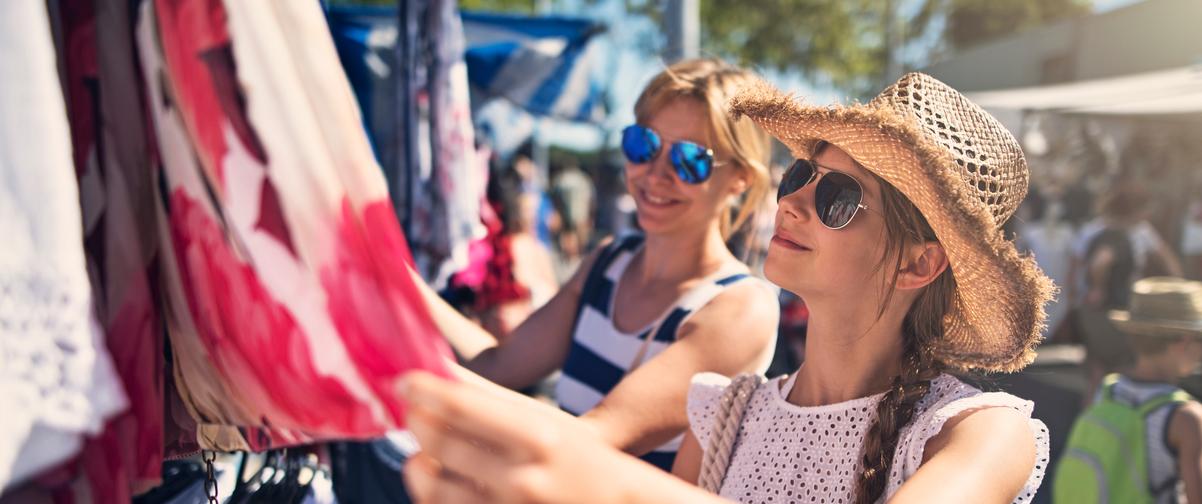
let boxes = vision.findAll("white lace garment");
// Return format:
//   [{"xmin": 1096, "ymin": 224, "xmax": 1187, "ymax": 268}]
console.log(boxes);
[
  {"xmin": 0, "ymin": 0, "xmax": 127, "ymax": 491},
  {"xmin": 688, "ymin": 372, "xmax": 1050, "ymax": 503}
]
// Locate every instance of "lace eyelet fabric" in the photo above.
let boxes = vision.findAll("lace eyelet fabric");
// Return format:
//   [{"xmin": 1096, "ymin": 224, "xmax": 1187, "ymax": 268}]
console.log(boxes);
[
  {"xmin": 688, "ymin": 373, "xmax": 1050, "ymax": 503},
  {"xmin": 1, "ymin": 272, "xmax": 98, "ymax": 432},
  {"xmin": 1, "ymin": 0, "xmax": 128, "ymax": 490}
]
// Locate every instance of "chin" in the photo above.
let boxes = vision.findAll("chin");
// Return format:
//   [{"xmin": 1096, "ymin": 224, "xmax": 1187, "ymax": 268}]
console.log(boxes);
[
  {"xmin": 634, "ymin": 213, "xmax": 664, "ymax": 234},
  {"xmin": 762, "ymin": 257, "xmax": 797, "ymax": 293}
]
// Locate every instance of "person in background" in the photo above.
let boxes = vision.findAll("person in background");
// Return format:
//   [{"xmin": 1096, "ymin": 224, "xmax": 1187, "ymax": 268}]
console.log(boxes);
[
  {"xmin": 1069, "ymin": 183, "xmax": 1183, "ymax": 310},
  {"xmin": 452, "ymin": 162, "xmax": 560, "ymax": 342},
  {"xmin": 409, "ymin": 58, "xmax": 779, "ymax": 470},
  {"xmin": 1054, "ymin": 277, "xmax": 1202, "ymax": 504},
  {"xmin": 550, "ymin": 162, "xmax": 596, "ymax": 281},
  {"xmin": 1066, "ymin": 183, "xmax": 1186, "ymax": 402}
]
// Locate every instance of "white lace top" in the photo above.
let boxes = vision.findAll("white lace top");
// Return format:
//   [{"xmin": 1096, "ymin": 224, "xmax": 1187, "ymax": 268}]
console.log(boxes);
[{"xmin": 687, "ymin": 372, "xmax": 1050, "ymax": 503}]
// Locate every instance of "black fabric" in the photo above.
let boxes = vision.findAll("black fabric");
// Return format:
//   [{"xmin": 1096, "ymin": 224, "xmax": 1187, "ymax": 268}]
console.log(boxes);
[
  {"xmin": 132, "ymin": 460, "xmax": 205, "ymax": 504},
  {"xmin": 330, "ymin": 440, "xmax": 413, "ymax": 504}
]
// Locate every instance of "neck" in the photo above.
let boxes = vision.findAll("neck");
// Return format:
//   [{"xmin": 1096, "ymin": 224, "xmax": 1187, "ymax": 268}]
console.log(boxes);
[
  {"xmin": 1126, "ymin": 355, "xmax": 1183, "ymax": 383},
  {"xmin": 788, "ymin": 295, "xmax": 911, "ymax": 406},
  {"xmin": 635, "ymin": 221, "xmax": 734, "ymax": 283}
]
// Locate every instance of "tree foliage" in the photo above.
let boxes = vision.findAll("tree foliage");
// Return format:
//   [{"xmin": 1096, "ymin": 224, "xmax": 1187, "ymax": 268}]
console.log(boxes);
[{"xmin": 626, "ymin": 0, "xmax": 1091, "ymax": 97}]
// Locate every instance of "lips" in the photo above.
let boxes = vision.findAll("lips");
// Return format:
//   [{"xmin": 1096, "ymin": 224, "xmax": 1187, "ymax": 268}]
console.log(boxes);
[
  {"xmin": 636, "ymin": 187, "xmax": 682, "ymax": 208},
  {"xmin": 771, "ymin": 232, "xmax": 810, "ymax": 251}
]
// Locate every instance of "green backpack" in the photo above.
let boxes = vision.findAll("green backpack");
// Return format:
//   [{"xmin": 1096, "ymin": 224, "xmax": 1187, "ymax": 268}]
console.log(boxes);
[{"xmin": 1053, "ymin": 374, "xmax": 1193, "ymax": 504}]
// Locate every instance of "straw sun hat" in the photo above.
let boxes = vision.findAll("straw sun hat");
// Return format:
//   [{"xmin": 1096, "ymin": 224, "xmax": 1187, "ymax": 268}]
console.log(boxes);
[
  {"xmin": 729, "ymin": 72, "xmax": 1055, "ymax": 372},
  {"xmin": 1110, "ymin": 277, "xmax": 1202, "ymax": 338}
]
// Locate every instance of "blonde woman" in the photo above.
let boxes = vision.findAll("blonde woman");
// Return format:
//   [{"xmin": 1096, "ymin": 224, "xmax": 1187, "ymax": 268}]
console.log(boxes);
[
  {"xmin": 414, "ymin": 58, "xmax": 779, "ymax": 469},
  {"xmin": 402, "ymin": 72, "xmax": 1056, "ymax": 504}
]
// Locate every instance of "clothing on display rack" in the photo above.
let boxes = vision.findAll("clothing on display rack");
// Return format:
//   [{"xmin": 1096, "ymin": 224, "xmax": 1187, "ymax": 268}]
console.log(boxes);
[
  {"xmin": 57, "ymin": 0, "xmax": 171, "ymax": 498},
  {"xmin": 0, "ymin": 0, "xmax": 127, "ymax": 494},
  {"xmin": 137, "ymin": 0, "xmax": 451, "ymax": 445},
  {"xmin": 327, "ymin": 1, "xmax": 487, "ymax": 288}
]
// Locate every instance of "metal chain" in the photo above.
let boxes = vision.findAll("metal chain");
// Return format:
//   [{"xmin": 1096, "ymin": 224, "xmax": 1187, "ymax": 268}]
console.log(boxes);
[{"xmin": 202, "ymin": 450, "xmax": 219, "ymax": 504}]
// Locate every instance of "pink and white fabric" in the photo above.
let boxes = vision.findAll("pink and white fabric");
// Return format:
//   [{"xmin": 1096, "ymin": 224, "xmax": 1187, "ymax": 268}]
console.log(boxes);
[
  {"xmin": 138, "ymin": 0, "xmax": 452, "ymax": 446},
  {"xmin": 56, "ymin": 0, "xmax": 168, "ymax": 497}
]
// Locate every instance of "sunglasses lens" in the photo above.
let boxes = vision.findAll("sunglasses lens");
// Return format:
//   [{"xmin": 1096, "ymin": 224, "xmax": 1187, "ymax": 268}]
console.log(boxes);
[
  {"xmin": 670, "ymin": 142, "xmax": 713, "ymax": 184},
  {"xmin": 815, "ymin": 172, "xmax": 864, "ymax": 229},
  {"xmin": 777, "ymin": 159, "xmax": 815, "ymax": 201},
  {"xmin": 621, "ymin": 125, "xmax": 660, "ymax": 164}
]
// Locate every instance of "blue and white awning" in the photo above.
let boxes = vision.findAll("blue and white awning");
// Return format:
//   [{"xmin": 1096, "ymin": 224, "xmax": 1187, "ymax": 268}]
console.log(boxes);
[
  {"xmin": 325, "ymin": 6, "xmax": 605, "ymax": 123},
  {"xmin": 461, "ymin": 12, "xmax": 605, "ymax": 122}
]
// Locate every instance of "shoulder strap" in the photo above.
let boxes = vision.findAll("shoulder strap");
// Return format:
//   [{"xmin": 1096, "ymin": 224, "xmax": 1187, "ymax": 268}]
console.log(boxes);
[
  {"xmin": 582, "ymin": 235, "xmax": 641, "ymax": 294},
  {"xmin": 698, "ymin": 373, "xmax": 765, "ymax": 494},
  {"xmin": 1100, "ymin": 373, "xmax": 1122, "ymax": 403},
  {"xmin": 1136, "ymin": 388, "xmax": 1194, "ymax": 417},
  {"xmin": 572, "ymin": 235, "xmax": 641, "ymax": 322}
]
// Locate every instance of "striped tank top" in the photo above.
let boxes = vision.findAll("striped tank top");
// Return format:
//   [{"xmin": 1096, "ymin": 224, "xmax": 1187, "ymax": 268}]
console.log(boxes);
[{"xmin": 555, "ymin": 235, "xmax": 763, "ymax": 471}]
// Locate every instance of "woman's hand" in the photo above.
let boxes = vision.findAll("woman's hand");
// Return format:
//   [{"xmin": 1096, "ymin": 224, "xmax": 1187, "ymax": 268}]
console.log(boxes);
[{"xmin": 399, "ymin": 371, "xmax": 726, "ymax": 504}]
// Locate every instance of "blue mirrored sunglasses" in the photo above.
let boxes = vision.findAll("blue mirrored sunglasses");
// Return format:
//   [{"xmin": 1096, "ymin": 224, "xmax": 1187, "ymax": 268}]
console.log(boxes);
[{"xmin": 621, "ymin": 124, "xmax": 717, "ymax": 184}]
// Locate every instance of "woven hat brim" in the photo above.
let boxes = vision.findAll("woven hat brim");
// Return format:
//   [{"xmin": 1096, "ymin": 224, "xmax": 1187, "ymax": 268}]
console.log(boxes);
[
  {"xmin": 730, "ymin": 83, "xmax": 1055, "ymax": 373},
  {"xmin": 1109, "ymin": 310, "xmax": 1202, "ymax": 337}
]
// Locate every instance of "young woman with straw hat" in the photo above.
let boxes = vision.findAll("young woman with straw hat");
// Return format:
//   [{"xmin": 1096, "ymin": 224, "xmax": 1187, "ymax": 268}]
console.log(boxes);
[{"xmin": 399, "ymin": 72, "xmax": 1056, "ymax": 504}]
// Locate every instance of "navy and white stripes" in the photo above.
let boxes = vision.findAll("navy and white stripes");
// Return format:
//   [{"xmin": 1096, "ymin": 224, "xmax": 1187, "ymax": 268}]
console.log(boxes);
[{"xmin": 555, "ymin": 235, "xmax": 755, "ymax": 471}]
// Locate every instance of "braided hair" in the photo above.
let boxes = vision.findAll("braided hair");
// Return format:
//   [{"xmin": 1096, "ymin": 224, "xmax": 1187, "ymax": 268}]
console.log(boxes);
[{"xmin": 806, "ymin": 142, "xmax": 956, "ymax": 504}]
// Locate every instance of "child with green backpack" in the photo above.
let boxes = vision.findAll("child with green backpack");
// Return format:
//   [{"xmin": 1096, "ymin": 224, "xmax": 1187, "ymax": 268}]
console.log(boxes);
[{"xmin": 1054, "ymin": 277, "xmax": 1202, "ymax": 503}]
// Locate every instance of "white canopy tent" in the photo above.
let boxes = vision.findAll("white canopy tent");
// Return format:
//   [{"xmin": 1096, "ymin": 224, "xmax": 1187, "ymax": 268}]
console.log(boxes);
[{"xmin": 965, "ymin": 65, "xmax": 1202, "ymax": 116}]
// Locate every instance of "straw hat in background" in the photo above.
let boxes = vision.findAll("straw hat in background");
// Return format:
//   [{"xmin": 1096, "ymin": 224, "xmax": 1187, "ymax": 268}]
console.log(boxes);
[{"xmin": 1110, "ymin": 277, "xmax": 1202, "ymax": 338}]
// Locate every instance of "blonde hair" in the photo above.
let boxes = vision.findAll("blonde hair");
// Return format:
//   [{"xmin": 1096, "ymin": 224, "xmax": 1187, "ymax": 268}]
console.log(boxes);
[{"xmin": 633, "ymin": 58, "xmax": 772, "ymax": 240}]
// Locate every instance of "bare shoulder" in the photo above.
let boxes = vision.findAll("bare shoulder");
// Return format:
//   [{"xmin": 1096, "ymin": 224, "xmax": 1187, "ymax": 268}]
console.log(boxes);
[
  {"xmin": 679, "ymin": 274, "xmax": 778, "ymax": 345},
  {"xmin": 1168, "ymin": 400, "xmax": 1202, "ymax": 450},
  {"xmin": 690, "ymin": 274, "xmax": 776, "ymax": 321},
  {"xmin": 1172, "ymin": 400, "xmax": 1202, "ymax": 426},
  {"xmin": 923, "ymin": 405, "xmax": 1037, "ymax": 478},
  {"xmin": 926, "ymin": 405, "xmax": 1035, "ymax": 456}
]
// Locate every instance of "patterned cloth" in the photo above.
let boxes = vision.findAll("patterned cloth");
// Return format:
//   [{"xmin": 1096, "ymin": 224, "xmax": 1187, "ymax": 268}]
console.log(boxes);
[{"xmin": 138, "ymin": 0, "xmax": 451, "ymax": 445}]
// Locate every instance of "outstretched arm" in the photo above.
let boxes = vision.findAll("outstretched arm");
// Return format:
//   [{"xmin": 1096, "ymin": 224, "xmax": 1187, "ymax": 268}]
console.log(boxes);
[
  {"xmin": 409, "ymin": 240, "xmax": 609, "ymax": 390},
  {"xmin": 401, "ymin": 371, "xmax": 730, "ymax": 504}
]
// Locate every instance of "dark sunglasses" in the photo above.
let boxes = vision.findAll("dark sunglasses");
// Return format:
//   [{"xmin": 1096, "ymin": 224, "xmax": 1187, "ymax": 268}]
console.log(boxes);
[
  {"xmin": 621, "ymin": 124, "xmax": 719, "ymax": 184},
  {"xmin": 777, "ymin": 158, "xmax": 871, "ymax": 230}
]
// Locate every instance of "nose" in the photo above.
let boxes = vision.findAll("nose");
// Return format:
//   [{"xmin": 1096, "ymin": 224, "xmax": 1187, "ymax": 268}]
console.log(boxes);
[
  {"xmin": 644, "ymin": 147, "xmax": 678, "ymax": 185},
  {"xmin": 777, "ymin": 178, "xmax": 815, "ymax": 225}
]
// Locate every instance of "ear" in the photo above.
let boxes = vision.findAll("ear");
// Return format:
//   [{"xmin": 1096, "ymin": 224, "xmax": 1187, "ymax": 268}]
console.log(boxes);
[
  {"xmin": 896, "ymin": 241, "xmax": 949, "ymax": 291},
  {"xmin": 727, "ymin": 167, "xmax": 750, "ymax": 196}
]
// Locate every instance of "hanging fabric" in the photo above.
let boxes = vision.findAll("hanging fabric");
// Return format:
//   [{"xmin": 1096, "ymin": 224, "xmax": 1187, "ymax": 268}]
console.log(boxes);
[
  {"xmin": 0, "ymin": 0, "xmax": 127, "ymax": 493},
  {"xmin": 415, "ymin": 0, "xmax": 485, "ymax": 286},
  {"xmin": 327, "ymin": 1, "xmax": 486, "ymax": 287},
  {"xmin": 137, "ymin": 0, "xmax": 451, "ymax": 447},
  {"xmin": 52, "ymin": 0, "xmax": 173, "ymax": 498}
]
